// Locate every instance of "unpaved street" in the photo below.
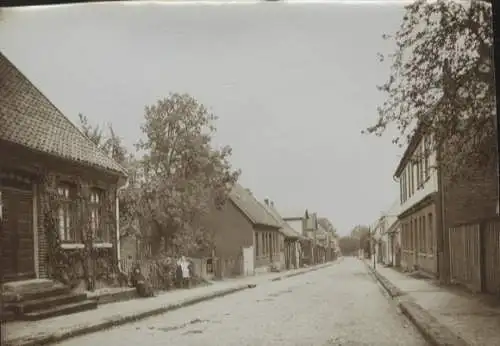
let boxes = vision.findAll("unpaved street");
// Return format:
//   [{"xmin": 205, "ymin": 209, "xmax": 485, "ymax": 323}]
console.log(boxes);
[{"xmin": 56, "ymin": 258, "xmax": 427, "ymax": 346}]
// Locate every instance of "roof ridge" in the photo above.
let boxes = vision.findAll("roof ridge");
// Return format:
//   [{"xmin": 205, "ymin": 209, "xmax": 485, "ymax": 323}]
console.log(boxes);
[{"xmin": 0, "ymin": 51, "xmax": 127, "ymax": 176}]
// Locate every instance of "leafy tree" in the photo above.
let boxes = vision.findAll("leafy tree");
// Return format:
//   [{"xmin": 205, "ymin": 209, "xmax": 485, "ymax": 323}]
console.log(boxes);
[
  {"xmin": 318, "ymin": 217, "xmax": 338, "ymax": 237},
  {"xmin": 350, "ymin": 225, "xmax": 371, "ymax": 256},
  {"xmin": 77, "ymin": 114, "xmax": 140, "ymax": 237},
  {"xmin": 338, "ymin": 236, "xmax": 360, "ymax": 256},
  {"xmin": 78, "ymin": 113, "xmax": 128, "ymax": 165},
  {"xmin": 365, "ymin": 0, "xmax": 495, "ymax": 178},
  {"xmin": 136, "ymin": 93, "xmax": 240, "ymax": 256}
]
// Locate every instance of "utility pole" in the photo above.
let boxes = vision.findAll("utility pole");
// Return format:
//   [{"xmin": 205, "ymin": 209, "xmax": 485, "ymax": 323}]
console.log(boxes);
[{"xmin": 371, "ymin": 226, "xmax": 376, "ymax": 270}]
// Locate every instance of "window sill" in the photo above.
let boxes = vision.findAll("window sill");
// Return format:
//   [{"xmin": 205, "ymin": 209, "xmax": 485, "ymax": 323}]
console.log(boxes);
[{"xmin": 61, "ymin": 242, "xmax": 113, "ymax": 250}]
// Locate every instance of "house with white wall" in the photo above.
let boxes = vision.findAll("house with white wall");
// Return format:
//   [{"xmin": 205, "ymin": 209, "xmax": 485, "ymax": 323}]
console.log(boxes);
[{"xmin": 394, "ymin": 126, "xmax": 439, "ymax": 276}]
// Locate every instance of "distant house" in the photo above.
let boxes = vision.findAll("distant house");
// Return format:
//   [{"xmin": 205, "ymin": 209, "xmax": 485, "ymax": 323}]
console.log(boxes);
[
  {"xmin": 373, "ymin": 200, "xmax": 400, "ymax": 267},
  {"xmin": 284, "ymin": 210, "xmax": 319, "ymax": 266},
  {"xmin": 200, "ymin": 183, "xmax": 283, "ymax": 278},
  {"xmin": 0, "ymin": 52, "xmax": 127, "ymax": 319},
  {"xmin": 262, "ymin": 199, "xmax": 303, "ymax": 270}
]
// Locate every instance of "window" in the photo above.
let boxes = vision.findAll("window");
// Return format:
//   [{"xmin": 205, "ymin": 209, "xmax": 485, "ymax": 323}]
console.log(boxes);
[
  {"xmin": 400, "ymin": 176, "xmax": 403, "ymax": 204},
  {"xmin": 90, "ymin": 188, "xmax": 105, "ymax": 241},
  {"xmin": 419, "ymin": 146, "xmax": 425, "ymax": 185},
  {"xmin": 58, "ymin": 184, "xmax": 77, "ymax": 242},
  {"xmin": 416, "ymin": 156, "xmax": 421, "ymax": 189},
  {"xmin": 255, "ymin": 232, "xmax": 259, "ymax": 256},
  {"xmin": 421, "ymin": 216, "xmax": 426, "ymax": 253},
  {"xmin": 408, "ymin": 166, "xmax": 412, "ymax": 197},
  {"xmin": 428, "ymin": 213, "xmax": 433, "ymax": 253},
  {"xmin": 424, "ymin": 136, "xmax": 431, "ymax": 180},
  {"xmin": 263, "ymin": 233, "xmax": 267, "ymax": 255},
  {"xmin": 402, "ymin": 169, "xmax": 408, "ymax": 203},
  {"xmin": 270, "ymin": 233, "xmax": 273, "ymax": 254}
]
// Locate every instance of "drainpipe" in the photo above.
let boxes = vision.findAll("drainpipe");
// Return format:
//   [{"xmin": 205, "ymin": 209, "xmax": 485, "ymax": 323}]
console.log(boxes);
[{"xmin": 116, "ymin": 177, "xmax": 129, "ymax": 272}]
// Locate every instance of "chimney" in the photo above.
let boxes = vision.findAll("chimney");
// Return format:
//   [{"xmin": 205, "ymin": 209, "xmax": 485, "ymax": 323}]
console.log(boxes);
[
  {"xmin": 264, "ymin": 198, "xmax": 269, "ymax": 206},
  {"xmin": 270, "ymin": 201, "xmax": 274, "ymax": 208}
]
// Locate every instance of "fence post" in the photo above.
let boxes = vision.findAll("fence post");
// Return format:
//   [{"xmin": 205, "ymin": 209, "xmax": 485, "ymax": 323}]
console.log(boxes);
[{"xmin": 479, "ymin": 221, "xmax": 487, "ymax": 293}]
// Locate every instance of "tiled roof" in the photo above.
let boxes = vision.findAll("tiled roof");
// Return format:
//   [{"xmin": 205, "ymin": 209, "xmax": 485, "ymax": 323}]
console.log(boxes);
[
  {"xmin": 0, "ymin": 52, "xmax": 127, "ymax": 176},
  {"xmin": 229, "ymin": 184, "xmax": 281, "ymax": 229},
  {"xmin": 262, "ymin": 202, "xmax": 304, "ymax": 239}
]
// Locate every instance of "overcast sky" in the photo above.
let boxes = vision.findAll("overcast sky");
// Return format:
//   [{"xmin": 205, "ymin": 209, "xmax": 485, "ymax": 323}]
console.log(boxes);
[{"xmin": 0, "ymin": 1, "xmax": 406, "ymax": 235}]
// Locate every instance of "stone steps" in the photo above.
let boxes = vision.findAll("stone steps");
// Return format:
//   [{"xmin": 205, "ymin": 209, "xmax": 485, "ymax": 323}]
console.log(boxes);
[
  {"xmin": 2, "ymin": 279, "xmax": 97, "ymax": 321},
  {"xmin": 22, "ymin": 300, "xmax": 98, "ymax": 321}
]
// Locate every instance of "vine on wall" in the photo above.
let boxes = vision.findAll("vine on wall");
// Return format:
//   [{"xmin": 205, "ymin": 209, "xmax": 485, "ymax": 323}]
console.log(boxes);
[{"xmin": 39, "ymin": 172, "xmax": 119, "ymax": 291}]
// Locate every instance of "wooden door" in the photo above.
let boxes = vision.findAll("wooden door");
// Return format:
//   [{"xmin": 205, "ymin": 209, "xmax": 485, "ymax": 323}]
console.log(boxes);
[{"xmin": 1, "ymin": 187, "xmax": 35, "ymax": 282}]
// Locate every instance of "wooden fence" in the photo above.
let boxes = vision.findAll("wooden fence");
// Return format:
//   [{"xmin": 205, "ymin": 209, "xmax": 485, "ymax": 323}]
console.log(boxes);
[{"xmin": 448, "ymin": 218, "xmax": 500, "ymax": 294}]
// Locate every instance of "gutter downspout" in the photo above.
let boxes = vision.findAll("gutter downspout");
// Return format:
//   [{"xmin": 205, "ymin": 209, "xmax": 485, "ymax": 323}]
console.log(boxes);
[
  {"xmin": 438, "ymin": 148, "xmax": 447, "ymax": 283},
  {"xmin": 116, "ymin": 177, "xmax": 129, "ymax": 272}
]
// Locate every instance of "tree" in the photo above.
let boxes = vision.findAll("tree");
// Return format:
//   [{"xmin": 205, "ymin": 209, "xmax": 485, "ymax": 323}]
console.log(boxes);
[
  {"xmin": 136, "ymin": 93, "xmax": 240, "ymax": 256},
  {"xmin": 338, "ymin": 236, "xmax": 360, "ymax": 256},
  {"xmin": 318, "ymin": 217, "xmax": 338, "ymax": 237},
  {"xmin": 78, "ymin": 113, "xmax": 128, "ymax": 165},
  {"xmin": 77, "ymin": 114, "xmax": 141, "ymax": 238},
  {"xmin": 350, "ymin": 225, "xmax": 371, "ymax": 257},
  {"xmin": 365, "ymin": 0, "xmax": 495, "ymax": 178}
]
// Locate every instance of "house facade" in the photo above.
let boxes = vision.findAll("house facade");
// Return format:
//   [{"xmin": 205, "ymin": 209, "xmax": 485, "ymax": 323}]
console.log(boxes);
[
  {"xmin": 395, "ymin": 119, "xmax": 499, "ymax": 281},
  {"xmin": 394, "ymin": 127, "xmax": 439, "ymax": 276},
  {"xmin": 262, "ymin": 199, "xmax": 303, "ymax": 270},
  {"xmin": 221, "ymin": 184, "xmax": 284, "ymax": 274},
  {"xmin": 284, "ymin": 210, "xmax": 319, "ymax": 266},
  {"xmin": 375, "ymin": 200, "xmax": 400, "ymax": 266},
  {"xmin": 0, "ymin": 52, "xmax": 127, "ymax": 290}
]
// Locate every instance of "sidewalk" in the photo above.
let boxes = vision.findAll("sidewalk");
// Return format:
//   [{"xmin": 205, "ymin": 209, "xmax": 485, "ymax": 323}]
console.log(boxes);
[
  {"xmin": 367, "ymin": 262, "xmax": 500, "ymax": 346},
  {"xmin": 5, "ymin": 262, "xmax": 334, "ymax": 346}
]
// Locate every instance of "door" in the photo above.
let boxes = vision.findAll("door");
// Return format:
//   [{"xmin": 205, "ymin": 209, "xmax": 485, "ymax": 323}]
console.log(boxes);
[
  {"xmin": 242, "ymin": 246, "xmax": 254, "ymax": 276},
  {"xmin": 1, "ymin": 186, "xmax": 35, "ymax": 282}
]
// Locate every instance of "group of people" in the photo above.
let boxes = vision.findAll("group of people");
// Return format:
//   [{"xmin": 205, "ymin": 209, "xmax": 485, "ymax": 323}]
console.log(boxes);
[{"xmin": 131, "ymin": 255, "xmax": 194, "ymax": 297}]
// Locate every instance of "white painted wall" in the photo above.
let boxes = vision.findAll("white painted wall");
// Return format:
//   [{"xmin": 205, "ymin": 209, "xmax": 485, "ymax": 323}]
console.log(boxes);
[{"xmin": 399, "ymin": 138, "xmax": 438, "ymax": 214}]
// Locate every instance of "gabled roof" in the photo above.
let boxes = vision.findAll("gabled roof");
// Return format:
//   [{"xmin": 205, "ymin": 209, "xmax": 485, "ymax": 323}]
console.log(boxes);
[
  {"xmin": 0, "ymin": 52, "xmax": 127, "ymax": 176},
  {"xmin": 262, "ymin": 202, "xmax": 304, "ymax": 239},
  {"xmin": 229, "ymin": 183, "xmax": 281, "ymax": 229},
  {"xmin": 316, "ymin": 223, "xmax": 328, "ymax": 240}
]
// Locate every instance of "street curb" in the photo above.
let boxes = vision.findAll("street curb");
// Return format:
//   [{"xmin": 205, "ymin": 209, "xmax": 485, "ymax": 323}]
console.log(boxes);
[
  {"xmin": 270, "ymin": 262, "xmax": 334, "ymax": 282},
  {"xmin": 399, "ymin": 300, "xmax": 468, "ymax": 346},
  {"xmin": 5, "ymin": 284, "xmax": 252, "ymax": 346},
  {"xmin": 364, "ymin": 261, "xmax": 469, "ymax": 346},
  {"xmin": 6, "ymin": 262, "xmax": 335, "ymax": 346},
  {"xmin": 364, "ymin": 263, "xmax": 404, "ymax": 298}
]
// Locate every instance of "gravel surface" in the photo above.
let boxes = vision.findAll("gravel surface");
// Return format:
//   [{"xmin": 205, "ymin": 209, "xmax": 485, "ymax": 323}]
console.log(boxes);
[{"xmin": 56, "ymin": 258, "xmax": 428, "ymax": 346}]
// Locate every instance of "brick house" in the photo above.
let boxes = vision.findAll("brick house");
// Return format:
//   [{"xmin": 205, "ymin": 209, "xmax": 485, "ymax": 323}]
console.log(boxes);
[
  {"xmin": 200, "ymin": 183, "xmax": 283, "ymax": 277},
  {"xmin": 0, "ymin": 52, "xmax": 127, "ymax": 289},
  {"xmin": 395, "ymin": 120, "xmax": 498, "ymax": 281}
]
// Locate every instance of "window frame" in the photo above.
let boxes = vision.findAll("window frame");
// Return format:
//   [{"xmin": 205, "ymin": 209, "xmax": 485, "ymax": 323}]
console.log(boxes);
[
  {"xmin": 57, "ymin": 183, "xmax": 78, "ymax": 243},
  {"xmin": 89, "ymin": 187, "xmax": 107, "ymax": 243}
]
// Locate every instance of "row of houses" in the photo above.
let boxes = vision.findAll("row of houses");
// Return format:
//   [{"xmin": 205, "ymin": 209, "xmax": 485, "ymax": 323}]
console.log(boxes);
[
  {"xmin": 0, "ymin": 51, "xmax": 339, "ymax": 321},
  {"xmin": 121, "ymin": 184, "xmax": 341, "ymax": 280},
  {"xmin": 372, "ymin": 119, "xmax": 500, "ymax": 293}
]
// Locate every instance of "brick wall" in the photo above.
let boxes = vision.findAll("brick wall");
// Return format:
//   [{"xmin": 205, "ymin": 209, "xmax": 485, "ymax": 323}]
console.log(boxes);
[
  {"xmin": 441, "ymin": 139, "xmax": 498, "ymax": 229},
  {"xmin": 439, "ymin": 136, "xmax": 498, "ymax": 283},
  {"xmin": 203, "ymin": 199, "xmax": 254, "ymax": 261}
]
